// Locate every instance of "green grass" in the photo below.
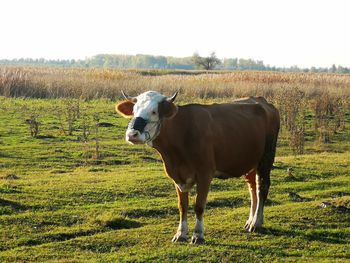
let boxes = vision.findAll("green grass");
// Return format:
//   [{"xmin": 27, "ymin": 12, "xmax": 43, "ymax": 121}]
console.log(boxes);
[{"xmin": 0, "ymin": 97, "xmax": 349, "ymax": 262}]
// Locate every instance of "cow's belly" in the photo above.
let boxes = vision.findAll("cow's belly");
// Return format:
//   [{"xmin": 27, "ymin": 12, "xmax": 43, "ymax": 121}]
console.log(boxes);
[
  {"xmin": 213, "ymin": 145, "xmax": 263, "ymax": 178},
  {"xmin": 214, "ymin": 170, "xmax": 234, "ymax": 179},
  {"xmin": 214, "ymin": 166, "xmax": 252, "ymax": 179}
]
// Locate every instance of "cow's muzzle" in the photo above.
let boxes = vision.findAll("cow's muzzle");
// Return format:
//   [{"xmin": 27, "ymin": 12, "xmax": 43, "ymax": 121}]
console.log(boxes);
[
  {"xmin": 126, "ymin": 117, "xmax": 161, "ymax": 144},
  {"xmin": 128, "ymin": 117, "xmax": 148, "ymax": 133},
  {"xmin": 126, "ymin": 129, "xmax": 143, "ymax": 144},
  {"xmin": 126, "ymin": 117, "xmax": 148, "ymax": 144}
]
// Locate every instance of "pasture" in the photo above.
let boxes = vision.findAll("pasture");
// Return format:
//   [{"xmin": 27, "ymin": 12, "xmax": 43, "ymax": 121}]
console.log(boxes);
[{"xmin": 0, "ymin": 68, "xmax": 350, "ymax": 262}]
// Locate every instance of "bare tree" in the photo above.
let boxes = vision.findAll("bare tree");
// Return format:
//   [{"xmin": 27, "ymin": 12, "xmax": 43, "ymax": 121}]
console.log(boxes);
[{"xmin": 192, "ymin": 52, "xmax": 221, "ymax": 70}]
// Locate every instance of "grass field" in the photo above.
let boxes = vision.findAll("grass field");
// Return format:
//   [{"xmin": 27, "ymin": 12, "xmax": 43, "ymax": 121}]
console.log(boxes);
[{"xmin": 0, "ymin": 69, "xmax": 350, "ymax": 262}]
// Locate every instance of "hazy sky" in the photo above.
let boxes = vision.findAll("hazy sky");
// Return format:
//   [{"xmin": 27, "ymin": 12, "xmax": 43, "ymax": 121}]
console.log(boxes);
[{"xmin": 1, "ymin": 0, "xmax": 349, "ymax": 67}]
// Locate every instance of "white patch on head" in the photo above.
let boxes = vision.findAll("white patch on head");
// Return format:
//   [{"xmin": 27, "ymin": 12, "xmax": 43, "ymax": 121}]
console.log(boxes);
[
  {"xmin": 125, "ymin": 91, "xmax": 165, "ymax": 144},
  {"xmin": 133, "ymin": 91, "xmax": 166, "ymax": 120}
]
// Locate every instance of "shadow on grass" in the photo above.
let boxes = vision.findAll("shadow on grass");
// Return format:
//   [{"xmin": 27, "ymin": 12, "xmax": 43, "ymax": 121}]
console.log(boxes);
[
  {"xmin": 7, "ymin": 218, "xmax": 142, "ymax": 251},
  {"xmin": 207, "ymin": 197, "xmax": 245, "ymax": 209},
  {"xmin": 17, "ymin": 229, "xmax": 99, "ymax": 248},
  {"xmin": 265, "ymin": 198, "xmax": 281, "ymax": 206},
  {"xmin": 36, "ymin": 134, "xmax": 56, "ymax": 139},
  {"xmin": 139, "ymin": 156, "xmax": 162, "ymax": 163},
  {"xmin": 206, "ymin": 226, "xmax": 349, "ymax": 259},
  {"xmin": 315, "ymin": 191, "xmax": 350, "ymax": 199},
  {"xmin": 262, "ymin": 227, "xmax": 349, "ymax": 244},
  {"xmin": 207, "ymin": 237, "xmax": 348, "ymax": 261},
  {"xmin": 121, "ymin": 207, "xmax": 177, "ymax": 218},
  {"xmin": 89, "ymin": 159, "xmax": 131, "ymax": 166},
  {"xmin": 0, "ymin": 198, "xmax": 26, "ymax": 213}
]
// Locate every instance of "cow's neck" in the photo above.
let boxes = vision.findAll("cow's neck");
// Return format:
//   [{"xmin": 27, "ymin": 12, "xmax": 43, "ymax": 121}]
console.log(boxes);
[
  {"xmin": 151, "ymin": 115, "xmax": 184, "ymax": 180},
  {"xmin": 151, "ymin": 117, "xmax": 174, "ymax": 153}
]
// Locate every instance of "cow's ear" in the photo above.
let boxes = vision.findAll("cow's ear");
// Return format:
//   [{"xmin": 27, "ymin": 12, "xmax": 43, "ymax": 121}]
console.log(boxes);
[
  {"xmin": 115, "ymin": 100, "xmax": 134, "ymax": 118},
  {"xmin": 159, "ymin": 100, "xmax": 178, "ymax": 119}
]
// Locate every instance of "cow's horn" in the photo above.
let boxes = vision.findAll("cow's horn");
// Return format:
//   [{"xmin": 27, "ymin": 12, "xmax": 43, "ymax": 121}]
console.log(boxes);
[
  {"xmin": 167, "ymin": 91, "xmax": 178, "ymax": 102},
  {"xmin": 121, "ymin": 90, "xmax": 137, "ymax": 103}
]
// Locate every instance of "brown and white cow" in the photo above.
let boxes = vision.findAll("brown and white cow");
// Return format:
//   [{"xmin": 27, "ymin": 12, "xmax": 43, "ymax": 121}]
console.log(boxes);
[{"xmin": 116, "ymin": 91, "xmax": 280, "ymax": 244}]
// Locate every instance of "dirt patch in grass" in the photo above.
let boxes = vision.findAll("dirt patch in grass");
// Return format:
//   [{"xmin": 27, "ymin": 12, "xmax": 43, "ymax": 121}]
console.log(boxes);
[
  {"xmin": 333, "ymin": 196, "xmax": 350, "ymax": 208},
  {"xmin": 288, "ymin": 192, "xmax": 313, "ymax": 202},
  {"xmin": 95, "ymin": 217, "xmax": 142, "ymax": 230},
  {"xmin": 0, "ymin": 173, "xmax": 20, "ymax": 180},
  {"xmin": 88, "ymin": 167, "xmax": 112, "ymax": 172},
  {"xmin": 50, "ymin": 169, "xmax": 70, "ymax": 174}
]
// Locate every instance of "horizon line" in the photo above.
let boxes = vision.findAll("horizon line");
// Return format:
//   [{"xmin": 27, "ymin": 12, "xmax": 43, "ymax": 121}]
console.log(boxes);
[{"xmin": 0, "ymin": 53, "xmax": 348, "ymax": 69}]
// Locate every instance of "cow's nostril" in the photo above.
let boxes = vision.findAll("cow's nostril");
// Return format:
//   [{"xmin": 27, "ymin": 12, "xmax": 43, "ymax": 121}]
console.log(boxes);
[{"xmin": 128, "ymin": 130, "xmax": 139, "ymax": 138}]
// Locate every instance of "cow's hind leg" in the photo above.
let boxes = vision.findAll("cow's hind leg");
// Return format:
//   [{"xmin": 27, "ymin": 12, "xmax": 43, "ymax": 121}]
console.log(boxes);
[
  {"xmin": 191, "ymin": 180, "xmax": 210, "ymax": 244},
  {"xmin": 244, "ymin": 168, "xmax": 257, "ymax": 230},
  {"xmin": 172, "ymin": 187, "xmax": 189, "ymax": 242},
  {"xmin": 248, "ymin": 135, "xmax": 277, "ymax": 232}
]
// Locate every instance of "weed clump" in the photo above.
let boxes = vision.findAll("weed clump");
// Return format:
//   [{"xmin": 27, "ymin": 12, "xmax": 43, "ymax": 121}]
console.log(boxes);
[
  {"xmin": 25, "ymin": 115, "xmax": 40, "ymax": 137},
  {"xmin": 313, "ymin": 91, "xmax": 347, "ymax": 144},
  {"xmin": 92, "ymin": 213, "xmax": 142, "ymax": 230},
  {"xmin": 274, "ymin": 86, "xmax": 307, "ymax": 154}
]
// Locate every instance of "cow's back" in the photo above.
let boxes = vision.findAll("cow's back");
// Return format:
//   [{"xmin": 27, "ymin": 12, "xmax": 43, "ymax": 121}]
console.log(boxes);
[{"xmin": 233, "ymin": 97, "xmax": 280, "ymax": 136}]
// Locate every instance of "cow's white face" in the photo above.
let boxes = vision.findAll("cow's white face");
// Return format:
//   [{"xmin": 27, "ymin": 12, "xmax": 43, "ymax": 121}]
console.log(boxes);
[
  {"xmin": 115, "ymin": 91, "xmax": 178, "ymax": 145},
  {"xmin": 126, "ymin": 91, "xmax": 165, "ymax": 144}
]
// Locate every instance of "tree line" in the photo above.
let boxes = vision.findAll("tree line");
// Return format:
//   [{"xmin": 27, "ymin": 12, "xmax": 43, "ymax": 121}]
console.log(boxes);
[{"xmin": 1, "ymin": 53, "xmax": 349, "ymax": 73}]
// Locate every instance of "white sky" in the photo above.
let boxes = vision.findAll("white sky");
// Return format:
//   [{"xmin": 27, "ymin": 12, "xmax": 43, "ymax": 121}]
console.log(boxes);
[{"xmin": 1, "ymin": 0, "xmax": 349, "ymax": 68}]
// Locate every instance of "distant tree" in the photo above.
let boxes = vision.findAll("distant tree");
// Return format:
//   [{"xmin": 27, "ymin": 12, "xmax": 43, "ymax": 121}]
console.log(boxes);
[
  {"xmin": 238, "ymin": 58, "xmax": 264, "ymax": 70},
  {"xmin": 336, "ymin": 66, "xmax": 350, "ymax": 74},
  {"xmin": 310, "ymin": 67, "xmax": 317, "ymax": 73},
  {"xmin": 192, "ymin": 52, "xmax": 221, "ymax": 70},
  {"xmin": 223, "ymin": 58, "xmax": 238, "ymax": 70},
  {"xmin": 331, "ymin": 64, "xmax": 337, "ymax": 73}
]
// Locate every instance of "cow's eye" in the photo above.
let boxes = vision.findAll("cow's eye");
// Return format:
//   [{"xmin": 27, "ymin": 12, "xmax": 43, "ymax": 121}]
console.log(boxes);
[{"xmin": 151, "ymin": 111, "xmax": 157, "ymax": 115}]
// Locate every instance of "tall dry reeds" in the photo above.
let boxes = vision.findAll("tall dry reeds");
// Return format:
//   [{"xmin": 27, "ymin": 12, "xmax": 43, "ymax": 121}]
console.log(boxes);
[
  {"xmin": 1, "ymin": 66, "xmax": 349, "ymax": 154},
  {"xmin": 1, "ymin": 67, "xmax": 350, "ymax": 100}
]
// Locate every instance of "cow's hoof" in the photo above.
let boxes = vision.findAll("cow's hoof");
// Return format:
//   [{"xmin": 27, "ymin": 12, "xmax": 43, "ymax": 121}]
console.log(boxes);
[
  {"xmin": 246, "ymin": 217, "xmax": 263, "ymax": 233},
  {"xmin": 247, "ymin": 224, "xmax": 263, "ymax": 233},
  {"xmin": 190, "ymin": 236, "xmax": 205, "ymax": 245},
  {"xmin": 244, "ymin": 219, "xmax": 252, "ymax": 230},
  {"xmin": 172, "ymin": 233, "xmax": 187, "ymax": 243}
]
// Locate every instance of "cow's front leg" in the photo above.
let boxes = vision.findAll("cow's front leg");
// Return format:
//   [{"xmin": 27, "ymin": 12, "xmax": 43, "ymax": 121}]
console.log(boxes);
[
  {"xmin": 172, "ymin": 186, "xmax": 189, "ymax": 242},
  {"xmin": 191, "ymin": 181, "xmax": 210, "ymax": 244}
]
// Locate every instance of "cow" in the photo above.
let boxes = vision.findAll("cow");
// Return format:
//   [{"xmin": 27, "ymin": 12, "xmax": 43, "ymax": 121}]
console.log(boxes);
[{"xmin": 115, "ymin": 90, "xmax": 280, "ymax": 244}]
